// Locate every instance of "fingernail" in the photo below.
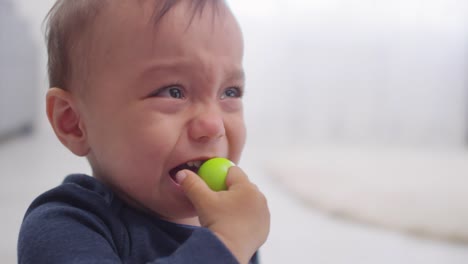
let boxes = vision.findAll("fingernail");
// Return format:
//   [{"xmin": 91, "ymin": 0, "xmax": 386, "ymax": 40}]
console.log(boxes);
[{"xmin": 175, "ymin": 170, "xmax": 187, "ymax": 184}]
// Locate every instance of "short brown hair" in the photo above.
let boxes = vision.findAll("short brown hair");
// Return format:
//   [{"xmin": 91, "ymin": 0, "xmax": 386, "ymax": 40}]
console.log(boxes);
[{"xmin": 45, "ymin": 0, "xmax": 222, "ymax": 90}]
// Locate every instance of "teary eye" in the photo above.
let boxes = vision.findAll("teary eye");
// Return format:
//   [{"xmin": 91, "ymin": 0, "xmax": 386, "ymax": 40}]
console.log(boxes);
[
  {"xmin": 221, "ymin": 87, "xmax": 242, "ymax": 99},
  {"xmin": 151, "ymin": 85, "xmax": 185, "ymax": 99}
]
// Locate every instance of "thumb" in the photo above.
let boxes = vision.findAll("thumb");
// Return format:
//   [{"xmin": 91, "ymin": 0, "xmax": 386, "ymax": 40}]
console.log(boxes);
[
  {"xmin": 225, "ymin": 166, "xmax": 250, "ymax": 189},
  {"xmin": 176, "ymin": 169, "xmax": 214, "ymax": 206}
]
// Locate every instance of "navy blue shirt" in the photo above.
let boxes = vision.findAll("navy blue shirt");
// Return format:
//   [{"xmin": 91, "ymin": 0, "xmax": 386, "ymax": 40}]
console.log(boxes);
[{"xmin": 18, "ymin": 174, "xmax": 259, "ymax": 264}]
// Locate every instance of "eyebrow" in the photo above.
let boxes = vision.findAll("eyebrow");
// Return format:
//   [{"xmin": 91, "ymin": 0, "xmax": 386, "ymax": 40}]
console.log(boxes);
[
  {"xmin": 140, "ymin": 60, "xmax": 245, "ymax": 83},
  {"xmin": 226, "ymin": 69, "xmax": 245, "ymax": 83},
  {"xmin": 140, "ymin": 60, "xmax": 191, "ymax": 79}
]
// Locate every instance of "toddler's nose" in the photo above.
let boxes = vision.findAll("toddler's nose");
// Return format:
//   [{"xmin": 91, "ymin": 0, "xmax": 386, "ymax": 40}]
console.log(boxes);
[{"xmin": 188, "ymin": 105, "xmax": 225, "ymax": 142}]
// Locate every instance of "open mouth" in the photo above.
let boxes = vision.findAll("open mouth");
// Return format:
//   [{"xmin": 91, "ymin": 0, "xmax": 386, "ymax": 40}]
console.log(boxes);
[{"xmin": 169, "ymin": 160, "xmax": 206, "ymax": 181}]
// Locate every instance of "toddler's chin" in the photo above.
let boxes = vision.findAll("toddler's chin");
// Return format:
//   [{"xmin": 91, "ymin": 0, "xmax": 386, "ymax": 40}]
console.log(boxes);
[
  {"xmin": 155, "ymin": 199, "xmax": 199, "ymax": 224},
  {"xmin": 170, "ymin": 216, "xmax": 201, "ymax": 227},
  {"xmin": 159, "ymin": 209, "xmax": 200, "ymax": 226}
]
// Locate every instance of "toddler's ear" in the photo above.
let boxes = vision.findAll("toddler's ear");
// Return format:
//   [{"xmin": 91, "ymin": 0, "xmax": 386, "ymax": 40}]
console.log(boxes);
[{"xmin": 46, "ymin": 88, "xmax": 90, "ymax": 157}]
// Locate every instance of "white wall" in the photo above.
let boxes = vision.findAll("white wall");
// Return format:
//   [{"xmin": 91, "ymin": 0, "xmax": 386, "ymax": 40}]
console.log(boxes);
[
  {"xmin": 7, "ymin": 0, "xmax": 468, "ymax": 149},
  {"xmin": 229, "ymin": 0, "xmax": 468, "ymax": 149},
  {"xmin": 0, "ymin": 0, "xmax": 41, "ymax": 135},
  {"xmin": 2, "ymin": 0, "xmax": 56, "ymax": 136}
]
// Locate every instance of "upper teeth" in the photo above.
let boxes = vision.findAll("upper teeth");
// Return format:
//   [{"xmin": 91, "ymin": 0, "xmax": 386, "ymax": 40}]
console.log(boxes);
[{"xmin": 186, "ymin": 161, "xmax": 202, "ymax": 168}]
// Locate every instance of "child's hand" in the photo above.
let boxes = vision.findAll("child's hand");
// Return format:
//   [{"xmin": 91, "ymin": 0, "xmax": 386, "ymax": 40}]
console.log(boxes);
[{"xmin": 176, "ymin": 166, "xmax": 270, "ymax": 264}]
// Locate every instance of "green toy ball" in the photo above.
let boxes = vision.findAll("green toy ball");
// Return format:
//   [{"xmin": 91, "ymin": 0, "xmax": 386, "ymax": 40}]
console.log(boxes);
[{"xmin": 198, "ymin": 158, "xmax": 235, "ymax": 191}]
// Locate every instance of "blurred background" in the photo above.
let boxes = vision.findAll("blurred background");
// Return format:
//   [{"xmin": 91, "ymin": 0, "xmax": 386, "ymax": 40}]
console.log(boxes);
[{"xmin": 1, "ymin": 0, "xmax": 468, "ymax": 263}]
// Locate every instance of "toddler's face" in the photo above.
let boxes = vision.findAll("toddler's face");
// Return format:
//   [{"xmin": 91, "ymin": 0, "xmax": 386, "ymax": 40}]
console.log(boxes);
[{"xmin": 78, "ymin": 1, "xmax": 245, "ymax": 223}]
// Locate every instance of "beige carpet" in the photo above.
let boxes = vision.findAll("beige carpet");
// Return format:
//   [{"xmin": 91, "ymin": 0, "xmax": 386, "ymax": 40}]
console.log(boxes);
[{"xmin": 268, "ymin": 145, "xmax": 468, "ymax": 244}]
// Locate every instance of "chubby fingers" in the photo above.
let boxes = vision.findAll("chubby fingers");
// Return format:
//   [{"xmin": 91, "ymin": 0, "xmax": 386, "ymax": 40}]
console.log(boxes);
[
  {"xmin": 225, "ymin": 166, "xmax": 251, "ymax": 189},
  {"xmin": 176, "ymin": 169, "xmax": 214, "ymax": 206}
]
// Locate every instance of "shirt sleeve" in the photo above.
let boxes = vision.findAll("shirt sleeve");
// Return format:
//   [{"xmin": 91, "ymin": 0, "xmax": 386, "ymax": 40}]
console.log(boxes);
[
  {"xmin": 18, "ymin": 175, "xmax": 259, "ymax": 264},
  {"xmin": 149, "ymin": 228, "xmax": 240, "ymax": 264},
  {"xmin": 18, "ymin": 202, "xmax": 125, "ymax": 264},
  {"xmin": 18, "ymin": 204, "xmax": 256, "ymax": 264}
]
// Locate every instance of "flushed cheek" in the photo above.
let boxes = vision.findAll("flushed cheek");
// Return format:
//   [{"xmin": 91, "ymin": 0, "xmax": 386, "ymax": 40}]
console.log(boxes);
[
  {"xmin": 124, "ymin": 131, "xmax": 170, "ymax": 169},
  {"xmin": 90, "ymin": 119, "xmax": 167, "ymax": 182},
  {"xmin": 226, "ymin": 116, "xmax": 246, "ymax": 163},
  {"xmin": 100, "ymin": 134, "xmax": 169, "ymax": 204}
]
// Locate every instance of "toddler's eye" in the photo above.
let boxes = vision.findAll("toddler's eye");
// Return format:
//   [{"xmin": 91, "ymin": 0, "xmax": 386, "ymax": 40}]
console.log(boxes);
[
  {"xmin": 152, "ymin": 86, "xmax": 185, "ymax": 99},
  {"xmin": 221, "ymin": 87, "xmax": 242, "ymax": 99}
]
